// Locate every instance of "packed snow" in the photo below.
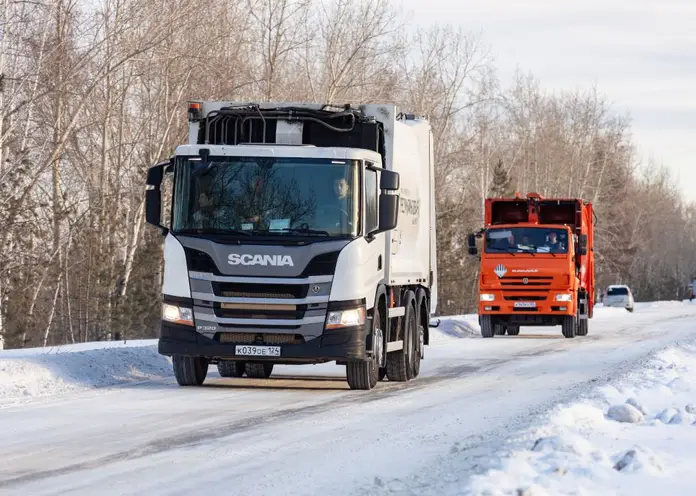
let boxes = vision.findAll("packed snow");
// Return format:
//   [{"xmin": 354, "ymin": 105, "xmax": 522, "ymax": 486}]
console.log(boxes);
[
  {"xmin": 1, "ymin": 300, "xmax": 696, "ymax": 496},
  {"xmin": 467, "ymin": 337, "xmax": 696, "ymax": 495}
]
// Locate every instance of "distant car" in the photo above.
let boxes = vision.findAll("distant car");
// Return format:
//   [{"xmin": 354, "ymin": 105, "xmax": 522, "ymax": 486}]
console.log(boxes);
[{"xmin": 602, "ymin": 284, "xmax": 635, "ymax": 312}]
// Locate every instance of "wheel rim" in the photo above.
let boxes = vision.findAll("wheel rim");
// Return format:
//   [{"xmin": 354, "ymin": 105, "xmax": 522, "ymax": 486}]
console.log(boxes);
[{"xmin": 374, "ymin": 324, "xmax": 384, "ymax": 368}]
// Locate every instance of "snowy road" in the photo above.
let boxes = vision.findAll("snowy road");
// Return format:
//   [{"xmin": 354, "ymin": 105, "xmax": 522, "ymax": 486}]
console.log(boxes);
[{"xmin": 2, "ymin": 302, "xmax": 696, "ymax": 495}]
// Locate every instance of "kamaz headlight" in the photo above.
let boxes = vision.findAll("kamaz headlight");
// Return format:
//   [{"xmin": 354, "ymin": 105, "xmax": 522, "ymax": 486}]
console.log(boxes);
[
  {"xmin": 162, "ymin": 303, "xmax": 194, "ymax": 326},
  {"xmin": 480, "ymin": 293, "xmax": 495, "ymax": 301},
  {"xmin": 555, "ymin": 294, "xmax": 573, "ymax": 302}
]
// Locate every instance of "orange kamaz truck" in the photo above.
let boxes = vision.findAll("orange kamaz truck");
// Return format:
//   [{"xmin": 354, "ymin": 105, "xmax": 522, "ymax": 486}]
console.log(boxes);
[{"xmin": 467, "ymin": 192, "xmax": 595, "ymax": 339}]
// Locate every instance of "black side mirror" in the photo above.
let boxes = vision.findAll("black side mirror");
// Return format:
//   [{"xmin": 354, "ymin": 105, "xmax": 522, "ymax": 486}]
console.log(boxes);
[
  {"xmin": 377, "ymin": 194, "xmax": 399, "ymax": 232},
  {"xmin": 146, "ymin": 160, "xmax": 171, "ymax": 235},
  {"xmin": 578, "ymin": 234, "xmax": 588, "ymax": 256},
  {"xmin": 467, "ymin": 233, "xmax": 478, "ymax": 255},
  {"xmin": 379, "ymin": 169, "xmax": 399, "ymax": 191}
]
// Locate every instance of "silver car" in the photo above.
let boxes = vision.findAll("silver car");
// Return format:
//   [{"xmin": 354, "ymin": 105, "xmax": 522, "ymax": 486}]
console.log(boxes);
[{"xmin": 602, "ymin": 284, "xmax": 635, "ymax": 312}]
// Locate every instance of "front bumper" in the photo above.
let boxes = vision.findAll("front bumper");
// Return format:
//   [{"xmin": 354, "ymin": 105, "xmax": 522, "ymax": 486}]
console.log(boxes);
[
  {"xmin": 478, "ymin": 290, "xmax": 576, "ymax": 316},
  {"xmin": 158, "ymin": 322, "xmax": 368, "ymax": 364}
]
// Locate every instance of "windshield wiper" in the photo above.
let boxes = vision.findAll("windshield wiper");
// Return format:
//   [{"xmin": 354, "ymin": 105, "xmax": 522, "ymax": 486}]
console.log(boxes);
[
  {"xmin": 177, "ymin": 228, "xmax": 251, "ymax": 236},
  {"xmin": 254, "ymin": 227, "xmax": 330, "ymax": 237},
  {"xmin": 487, "ymin": 247, "xmax": 516, "ymax": 255}
]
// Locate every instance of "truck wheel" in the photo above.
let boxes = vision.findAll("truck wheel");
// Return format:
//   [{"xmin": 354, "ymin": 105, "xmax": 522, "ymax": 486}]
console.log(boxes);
[
  {"xmin": 172, "ymin": 355, "xmax": 208, "ymax": 386},
  {"xmin": 562, "ymin": 315, "xmax": 576, "ymax": 338},
  {"xmin": 411, "ymin": 322, "xmax": 424, "ymax": 378},
  {"xmin": 217, "ymin": 360, "xmax": 246, "ymax": 377},
  {"xmin": 494, "ymin": 325, "xmax": 506, "ymax": 335},
  {"xmin": 387, "ymin": 296, "xmax": 416, "ymax": 382},
  {"xmin": 347, "ymin": 306, "xmax": 383, "ymax": 390},
  {"xmin": 507, "ymin": 326, "xmax": 520, "ymax": 336},
  {"xmin": 245, "ymin": 362, "xmax": 274, "ymax": 379},
  {"xmin": 576, "ymin": 317, "xmax": 588, "ymax": 336},
  {"xmin": 480, "ymin": 315, "xmax": 495, "ymax": 338}
]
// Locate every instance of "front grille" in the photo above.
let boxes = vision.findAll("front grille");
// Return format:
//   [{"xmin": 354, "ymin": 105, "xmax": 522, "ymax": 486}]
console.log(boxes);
[
  {"xmin": 503, "ymin": 295, "xmax": 547, "ymax": 301},
  {"xmin": 215, "ymin": 305, "xmax": 306, "ymax": 320},
  {"xmin": 500, "ymin": 276, "xmax": 553, "ymax": 287},
  {"xmin": 213, "ymin": 282, "xmax": 307, "ymax": 299},
  {"xmin": 218, "ymin": 332, "xmax": 304, "ymax": 345}
]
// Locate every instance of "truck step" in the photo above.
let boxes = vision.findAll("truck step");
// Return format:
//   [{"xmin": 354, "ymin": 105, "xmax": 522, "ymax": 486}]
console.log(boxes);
[
  {"xmin": 388, "ymin": 307, "xmax": 405, "ymax": 318},
  {"xmin": 386, "ymin": 340, "xmax": 404, "ymax": 352}
]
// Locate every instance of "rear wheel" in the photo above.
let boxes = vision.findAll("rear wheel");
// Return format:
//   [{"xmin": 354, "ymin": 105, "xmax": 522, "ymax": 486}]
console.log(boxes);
[
  {"xmin": 562, "ymin": 315, "xmax": 576, "ymax": 338},
  {"xmin": 387, "ymin": 295, "xmax": 416, "ymax": 382},
  {"xmin": 217, "ymin": 360, "xmax": 246, "ymax": 377},
  {"xmin": 172, "ymin": 355, "xmax": 208, "ymax": 386},
  {"xmin": 245, "ymin": 362, "xmax": 274, "ymax": 379},
  {"xmin": 346, "ymin": 306, "xmax": 383, "ymax": 390},
  {"xmin": 480, "ymin": 315, "xmax": 495, "ymax": 338},
  {"xmin": 494, "ymin": 325, "xmax": 506, "ymax": 335},
  {"xmin": 507, "ymin": 326, "xmax": 520, "ymax": 336}
]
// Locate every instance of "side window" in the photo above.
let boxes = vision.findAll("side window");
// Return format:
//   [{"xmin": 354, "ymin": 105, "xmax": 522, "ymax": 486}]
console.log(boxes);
[{"xmin": 365, "ymin": 168, "xmax": 378, "ymax": 233}]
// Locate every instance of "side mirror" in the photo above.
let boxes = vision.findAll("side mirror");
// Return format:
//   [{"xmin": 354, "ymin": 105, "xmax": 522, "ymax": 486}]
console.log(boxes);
[
  {"xmin": 377, "ymin": 194, "xmax": 399, "ymax": 232},
  {"xmin": 146, "ymin": 160, "xmax": 170, "ymax": 235},
  {"xmin": 379, "ymin": 169, "xmax": 399, "ymax": 191},
  {"xmin": 578, "ymin": 234, "xmax": 588, "ymax": 256},
  {"xmin": 467, "ymin": 233, "xmax": 478, "ymax": 255}
]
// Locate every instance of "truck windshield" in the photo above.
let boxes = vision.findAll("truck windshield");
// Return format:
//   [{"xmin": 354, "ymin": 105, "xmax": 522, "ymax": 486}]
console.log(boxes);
[
  {"xmin": 484, "ymin": 227, "xmax": 569, "ymax": 254},
  {"xmin": 172, "ymin": 156, "xmax": 359, "ymax": 237}
]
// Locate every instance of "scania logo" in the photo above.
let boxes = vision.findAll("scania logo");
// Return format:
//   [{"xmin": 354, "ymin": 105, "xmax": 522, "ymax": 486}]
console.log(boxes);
[{"xmin": 228, "ymin": 253, "xmax": 294, "ymax": 267}]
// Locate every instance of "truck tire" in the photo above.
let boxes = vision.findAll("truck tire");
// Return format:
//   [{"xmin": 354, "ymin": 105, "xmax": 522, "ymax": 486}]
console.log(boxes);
[
  {"xmin": 387, "ymin": 295, "xmax": 416, "ymax": 382},
  {"xmin": 411, "ymin": 321, "xmax": 423, "ymax": 379},
  {"xmin": 507, "ymin": 326, "xmax": 520, "ymax": 336},
  {"xmin": 217, "ymin": 360, "xmax": 246, "ymax": 377},
  {"xmin": 172, "ymin": 355, "xmax": 208, "ymax": 386},
  {"xmin": 480, "ymin": 315, "xmax": 495, "ymax": 338},
  {"xmin": 577, "ymin": 318, "xmax": 590, "ymax": 336},
  {"xmin": 494, "ymin": 325, "xmax": 506, "ymax": 335},
  {"xmin": 245, "ymin": 362, "xmax": 274, "ymax": 379},
  {"xmin": 562, "ymin": 315, "xmax": 576, "ymax": 338},
  {"xmin": 347, "ymin": 306, "xmax": 383, "ymax": 390}
]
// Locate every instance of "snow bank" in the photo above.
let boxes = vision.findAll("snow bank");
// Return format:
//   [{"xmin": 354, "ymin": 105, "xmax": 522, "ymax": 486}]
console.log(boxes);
[
  {"xmin": 467, "ymin": 339, "xmax": 696, "ymax": 495},
  {"xmin": 0, "ymin": 339, "xmax": 171, "ymax": 407}
]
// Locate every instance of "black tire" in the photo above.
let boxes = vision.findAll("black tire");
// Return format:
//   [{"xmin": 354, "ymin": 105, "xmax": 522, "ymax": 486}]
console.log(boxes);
[
  {"xmin": 562, "ymin": 315, "xmax": 576, "ymax": 338},
  {"xmin": 378, "ymin": 367, "xmax": 387, "ymax": 381},
  {"xmin": 411, "ymin": 321, "xmax": 423, "ymax": 379},
  {"xmin": 576, "ymin": 316, "xmax": 588, "ymax": 336},
  {"xmin": 347, "ymin": 305, "xmax": 383, "ymax": 390},
  {"xmin": 172, "ymin": 355, "xmax": 208, "ymax": 386},
  {"xmin": 387, "ymin": 295, "xmax": 416, "ymax": 382},
  {"xmin": 507, "ymin": 326, "xmax": 520, "ymax": 336},
  {"xmin": 494, "ymin": 324, "xmax": 506, "ymax": 335},
  {"xmin": 480, "ymin": 315, "xmax": 495, "ymax": 338},
  {"xmin": 245, "ymin": 362, "xmax": 274, "ymax": 379},
  {"xmin": 217, "ymin": 360, "xmax": 246, "ymax": 377}
]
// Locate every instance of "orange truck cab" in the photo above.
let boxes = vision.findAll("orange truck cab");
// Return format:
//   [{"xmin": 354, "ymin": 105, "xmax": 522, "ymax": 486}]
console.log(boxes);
[{"xmin": 467, "ymin": 192, "xmax": 595, "ymax": 339}]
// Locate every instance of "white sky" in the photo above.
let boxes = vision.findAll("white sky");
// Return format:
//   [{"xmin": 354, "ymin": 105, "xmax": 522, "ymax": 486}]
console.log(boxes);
[{"xmin": 393, "ymin": 0, "xmax": 696, "ymax": 201}]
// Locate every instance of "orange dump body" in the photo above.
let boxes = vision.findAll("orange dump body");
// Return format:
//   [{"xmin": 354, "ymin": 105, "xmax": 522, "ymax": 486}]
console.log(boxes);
[{"xmin": 474, "ymin": 192, "xmax": 595, "ymax": 328}]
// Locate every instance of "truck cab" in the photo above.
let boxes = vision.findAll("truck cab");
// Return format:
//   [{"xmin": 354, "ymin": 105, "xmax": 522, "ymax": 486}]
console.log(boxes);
[
  {"xmin": 145, "ymin": 102, "xmax": 437, "ymax": 390},
  {"xmin": 468, "ymin": 192, "xmax": 595, "ymax": 338}
]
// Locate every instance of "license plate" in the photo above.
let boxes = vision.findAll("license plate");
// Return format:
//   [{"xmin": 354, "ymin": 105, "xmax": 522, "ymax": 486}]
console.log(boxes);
[
  {"xmin": 514, "ymin": 301, "xmax": 536, "ymax": 308},
  {"xmin": 235, "ymin": 345, "xmax": 281, "ymax": 357}
]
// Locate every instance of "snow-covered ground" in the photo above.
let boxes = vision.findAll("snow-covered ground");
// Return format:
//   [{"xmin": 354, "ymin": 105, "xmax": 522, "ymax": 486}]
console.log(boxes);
[
  {"xmin": 1, "ymin": 300, "xmax": 695, "ymax": 495},
  {"xmin": 467, "ymin": 337, "xmax": 696, "ymax": 495}
]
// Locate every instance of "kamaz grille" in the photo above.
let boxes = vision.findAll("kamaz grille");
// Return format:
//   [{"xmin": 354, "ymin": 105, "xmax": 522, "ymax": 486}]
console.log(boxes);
[
  {"xmin": 218, "ymin": 332, "xmax": 304, "ymax": 345},
  {"xmin": 503, "ymin": 295, "xmax": 547, "ymax": 301},
  {"xmin": 500, "ymin": 276, "xmax": 552, "ymax": 287}
]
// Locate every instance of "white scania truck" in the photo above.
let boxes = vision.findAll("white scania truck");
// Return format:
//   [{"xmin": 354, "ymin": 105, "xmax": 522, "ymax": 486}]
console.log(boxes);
[{"xmin": 145, "ymin": 101, "xmax": 437, "ymax": 390}]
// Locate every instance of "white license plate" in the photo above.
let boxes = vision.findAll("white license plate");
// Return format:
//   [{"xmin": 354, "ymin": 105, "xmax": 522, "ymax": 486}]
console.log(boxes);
[
  {"xmin": 235, "ymin": 345, "xmax": 281, "ymax": 357},
  {"xmin": 514, "ymin": 301, "xmax": 537, "ymax": 308}
]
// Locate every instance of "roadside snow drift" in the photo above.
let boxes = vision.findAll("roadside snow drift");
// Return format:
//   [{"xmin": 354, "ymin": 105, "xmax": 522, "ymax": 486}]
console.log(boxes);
[
  {"xmin": 0, "ymin": 340, "xmax": 170, "ymax": 407},
  {"xmin": 467, "ymin": 339, "xmax": 696, "ymax": 495}
]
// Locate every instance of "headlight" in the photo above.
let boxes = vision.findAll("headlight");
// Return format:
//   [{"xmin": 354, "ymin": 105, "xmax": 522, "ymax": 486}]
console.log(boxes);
[
  {"xmin": 326, "ymin": 307, "xmax": 366, "ymax": 329},
  {"xmin": 555, "ymin": 294, "xmax": 572, "ymax": 302},
  {"xmin": 480, "ymin": 293, "xmax": 495, "ymax": 301},
  {"xmin": 162, "ymin": 303, "xmax": 194, "ymax": 326}
]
